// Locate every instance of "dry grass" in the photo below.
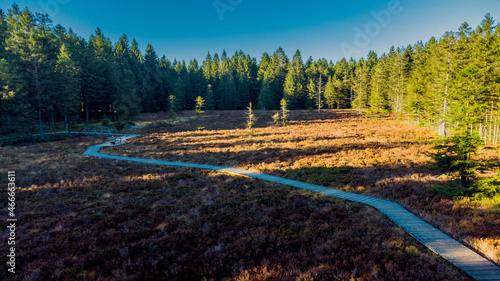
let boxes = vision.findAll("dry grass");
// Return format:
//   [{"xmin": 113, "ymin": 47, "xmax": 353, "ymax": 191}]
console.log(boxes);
[
  {"xmin": 0, "ymin": 112, "xmax": 474, "ymax": 280},
  {"xmin": 108, "ymin": 110, "xmax": 500, "ymax": 265}
]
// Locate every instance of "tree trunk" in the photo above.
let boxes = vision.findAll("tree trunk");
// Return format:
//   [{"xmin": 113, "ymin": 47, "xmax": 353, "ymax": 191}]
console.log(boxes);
[
  {"xmin": 494, "ymin": 112, "xmax": 499, "ymax": 146},
  {"xmin": 442, "ymin": 80, "xmax": 448, "ymax": 138},
  {"xmin": 485, "ymin": 114, "xmax": 488, "ymax": 145},
  {"xmin": 489, "ymin": 103, "xmax": 494, "ymax": 142},
  {"xmin": 350, "ymin": 87, "xmax": 353, "ymax": 110},
  {"xmin": 67, "ymin": 111, "xmax": 72, "ymax": 136},
  {"xmin": 38, "ymin": 109, "xmax": 44, "ymax": 139},
  {"xmin": 318, "ymin": 74, "xmax": 322, "ymax": 114},
  {"xmin": 7, "ymin": 114, "xmax": 12, "ymax": 142},
  {"xmin": 494, "ymin": 120, "xmax": 498, "ymax": 146},
  {"xmin": 35, "ymin": 62, "xmax": 44, "ymax": 140},
  {"xmin": 86, "ymin": 99, "xmax": 89, "ymax": 124},
  {"xmin": 49, "ymin": 113, "xmax": 54, "ymax": 130}
]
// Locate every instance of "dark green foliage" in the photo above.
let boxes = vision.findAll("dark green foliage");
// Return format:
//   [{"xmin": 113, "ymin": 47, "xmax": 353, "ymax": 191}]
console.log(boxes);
[
  {"xmin": 431, "ymin": 133, "xmax": 482, "ymax": 187},
  {"xmin": 283, "ymin": 50, "xmax": 306, "ymax": 109},
  {"xmin": 116, "ymin": 104, "xmax": 130, "ymax": 121},
  {"xmin": 205, "ymin": 84, "xmax": 215, "ymax": 110},
  {"xmin": 431, "ymin": 132, "xmax": 500, "ymax": 200},
  {"xmin": 431, "ymin": 177, "xmax": 500, "ymax": 201},
  {"xmin": 471, "ymin": 176, "xmax": 500, "ymax": 199},
  {"xmin": 0, "ymin": 2, "xmax": 499, "ymax": 159}
]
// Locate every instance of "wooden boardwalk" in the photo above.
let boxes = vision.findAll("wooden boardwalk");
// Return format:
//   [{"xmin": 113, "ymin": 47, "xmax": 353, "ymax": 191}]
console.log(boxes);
[{"xmin": 84, "ymin": 135, "xmax": 500, "ymax": 281}]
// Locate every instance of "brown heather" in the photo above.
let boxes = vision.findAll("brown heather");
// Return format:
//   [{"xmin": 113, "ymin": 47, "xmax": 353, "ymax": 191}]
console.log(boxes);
[
  {"xmin": 110, "ymin": 110, "xmax": 500, "ymax": 265},
  {"xmin": 0, "ymin": 110, "xmax": 495, "ymax": 280}
]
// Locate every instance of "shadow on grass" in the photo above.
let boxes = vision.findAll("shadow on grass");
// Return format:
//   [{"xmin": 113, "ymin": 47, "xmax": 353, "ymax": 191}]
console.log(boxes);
[
  {"xmin": 137, "ymin": 110, "xmax": 365, "ymax": 135},
  {"xmin": 0, "ymin": 160, "xmax": 471, "ymax": 281}
]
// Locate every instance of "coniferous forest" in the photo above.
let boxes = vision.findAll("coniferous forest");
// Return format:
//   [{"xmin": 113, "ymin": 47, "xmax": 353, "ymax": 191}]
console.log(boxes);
[
  {"xmin": 3, "ymin": 3, "xmax": 500, "ymax": 280},
  {"xmin": 0, "ymin": 4, "xmax": 499, "ymax": 142}
]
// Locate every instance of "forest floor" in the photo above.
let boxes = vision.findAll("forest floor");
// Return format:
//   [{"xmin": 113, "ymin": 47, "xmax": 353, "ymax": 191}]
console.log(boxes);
[{"xmin": 0, "ymin": 109, "xmax": 497, "ymax": 280}]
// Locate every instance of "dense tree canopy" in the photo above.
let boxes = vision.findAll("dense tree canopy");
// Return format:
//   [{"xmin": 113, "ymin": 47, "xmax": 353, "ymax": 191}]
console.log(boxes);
[{"xmin": 0, "ymin": 4, "xmax": 499, "ymax": 142}]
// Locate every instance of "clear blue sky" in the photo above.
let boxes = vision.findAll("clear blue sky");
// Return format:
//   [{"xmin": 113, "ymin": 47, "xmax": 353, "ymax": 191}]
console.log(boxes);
[{"xmin": 1, "ymin": 0, "xmax": 499, "ymax": 62}]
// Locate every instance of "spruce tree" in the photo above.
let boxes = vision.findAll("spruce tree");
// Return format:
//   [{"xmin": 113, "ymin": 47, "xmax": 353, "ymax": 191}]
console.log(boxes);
[
  {"xmin": 55, "ymin": 43, "xmax": 80, "ymax": 134},
  {"xmin": 205, "ymin": 84, "xmax": 215, "ymax": 110},
  {"xmin": 352, "ymin": 59, "xmax": 371, "ymax": 111},
  {"xmin": 323, "ymin": 76, "xmax": 335, "ymax": 110},
  {"xmin": 283, "ymin": 50, "xmax": 306, "ymax": 109},
  {"xmin": 6, "ymin": 7, "xmax": 54, "ymax": 139},
  {"xmin": 172, "ymin": 77, "xmax": 186, "ymax": 111},
  {"xmin": 307, "ymin": 78, "xmax": 318, "ymax": 109},
  {"xmin": 428, "ymin": 33, "xmax": 458, "ymax": 137},
  {"xmin": 369, "ymin": 55, "xmax": 390, "ymax": 115}
]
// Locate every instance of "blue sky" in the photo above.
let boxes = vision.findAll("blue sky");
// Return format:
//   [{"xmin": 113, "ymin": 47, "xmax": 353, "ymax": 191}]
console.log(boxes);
[{"xmin": 1, "ymin": 0, "xmax": 499, "ymax": 62}]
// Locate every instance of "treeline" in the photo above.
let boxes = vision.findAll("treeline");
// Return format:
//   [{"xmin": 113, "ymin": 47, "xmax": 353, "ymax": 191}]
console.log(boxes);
[
  {"xmin": 0, "ymin": 4, "xmax": 498, "ymax": 141},
  {"xmin": 352, "ymin": 15, "xmax": 500, "ymax": 143}
]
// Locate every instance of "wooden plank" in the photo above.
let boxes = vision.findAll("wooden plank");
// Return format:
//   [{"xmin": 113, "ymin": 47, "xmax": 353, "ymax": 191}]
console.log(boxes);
[
  {"xmin": 466, "ymin": 267, "xmax": 500, "ymax": 273},
  {"xmin": 461, "ymin": 264, "xmax": 500, "ymax": 270},
  {"xmin": 470, "ymin": 274, "xmax": 500, "ymax": 281}
]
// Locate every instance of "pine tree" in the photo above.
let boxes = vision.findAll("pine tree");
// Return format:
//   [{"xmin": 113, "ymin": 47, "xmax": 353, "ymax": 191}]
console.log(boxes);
[
  {"xmin": 86, "ymin": 28, "xmax": 115, "ymax": 119},
  {"xmin": 316, "ymin": 74, "xmax": 324, "ymax": 113},
  {"xmin": 428, "ymin": 33, "xmax": 458, "ymax": 137},
  {"xmin": 407, "ymin": 41, "xmax": 430, "ymax": 124},
  {"xmin": 141, "ymin": 44, "xmax": 160, "ymax": 112},
  {"xmin": 257, "ymin": 52, "xmax": 271, "ymax": 87},
  {"xmin": 323, "ymin": 76, "xmax": 335, "ymax": 110},
  {"xmin": 172, "ymin": 77, "xmax": 186, "ymax": 111},
  {"xmin": 258, "ymin": 48, "xmax": 289, "ymax": 110},
  {"xmin": 353, "ymin": 59, "xmax": 371, "ymax": 111},
  {"xmin": 369, "ymin": 55, "xmax": 390, "ymax": 115},
  {"xmin": 387, "ymin": 47, "xmax": 410, "ymax": 113},
  {"xmin": 188, "ymin": 59, "xmax": 206, "ymax": 110},
  {"xmin": 195, "ymin": 96, "xmax": 205, "ymax": 123},
  {"xmin": 6, "ymin": 7, "xmax": 54, "ymax": 138},
  {"xmin": 202, "ymin": 52, "xmax": 212, "ymax": 82},
  {"xmin": 246, "ymin": 102, "xmax": 256, "ymax": 138},
  {"xmin": 205, "ymin": 84, "xmax": 215, "ymax": 110},
  {"xmin": 55, "ymin": 43, "xmax": 80, "ymax": 134},
  {"xmin": 280, "ymin": 98, "xmax": 289, "ymax": 125},
  {"xmin": 258, "ymin": 73, "xmax": 275, "ymax": 110},
  {"xmin": 283, "ymin": 50, "xmax": 306, "ymax": 109},
  {"xmin": 307, "ymin": 78, "xmax": 318, "ymax": 109},
  {"xmin": 173, "ymin": 60, "xmax": 189, "ymax": 110}
]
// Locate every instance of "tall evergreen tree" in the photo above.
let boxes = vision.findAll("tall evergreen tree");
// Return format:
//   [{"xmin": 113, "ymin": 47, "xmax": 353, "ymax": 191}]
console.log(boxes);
[
  {"xmin": 5, "ymin": 7, "xmax": 54, "ymax": 138},
  {"xmin": 353, "ymin": 59, "xmax": 371, "ymax": 111},
  {"xmin": 55, "ymin": 43, "xmax": 80, "ymax": 133},
  {"xmin": 369, "ymin": 55, "xmax": 390, "ymax": 115},
  {"xmin": 283, "ymin": 50, "xmax": 306, "ymax": 109}
]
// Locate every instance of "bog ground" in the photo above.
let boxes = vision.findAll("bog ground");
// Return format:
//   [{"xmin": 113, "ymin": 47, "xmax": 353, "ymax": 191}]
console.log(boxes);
[{"xmin": 1, "ymin": 110, "xmax": 498, "ymax": 280}]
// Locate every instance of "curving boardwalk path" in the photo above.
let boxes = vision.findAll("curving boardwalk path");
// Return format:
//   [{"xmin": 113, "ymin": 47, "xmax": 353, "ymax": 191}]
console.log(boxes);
[{"xmin": 84, "ymin": 135, "xmax": 500, "ymax": 281}]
